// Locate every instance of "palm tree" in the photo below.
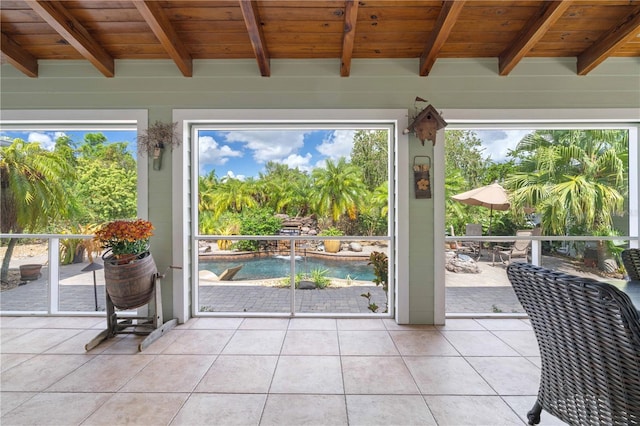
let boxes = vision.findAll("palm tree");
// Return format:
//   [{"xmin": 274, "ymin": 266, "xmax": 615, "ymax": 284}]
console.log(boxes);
[
  {"xmin": 311, "ymin": 157, "xmax": 367, "ymax": 227},
  {"xmin": 1, "ymin": 139, "xmax": 78, "ymax": 283},
  {"xmin": 505, "ymin": 129, "xmax": 627, "ymax": 266},
  {"xmin": 209, "ymin": 177, "xmax": 258, "ymax": 219}
]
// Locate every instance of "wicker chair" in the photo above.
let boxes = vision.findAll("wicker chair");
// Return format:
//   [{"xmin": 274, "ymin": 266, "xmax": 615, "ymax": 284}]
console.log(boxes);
[
  {"xmin": 622, "ymin": 248, "xmax": 640, "ymax": 281},
  {"xmin": 506, "ymin": 263, "xmax": 640, "ymax": 425}
]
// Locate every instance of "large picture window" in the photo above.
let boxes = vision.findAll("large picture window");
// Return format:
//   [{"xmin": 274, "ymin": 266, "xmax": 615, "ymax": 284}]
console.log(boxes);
[{"xmin": 192, "ymin": 123, "xmax": 394, "ymax": 317}]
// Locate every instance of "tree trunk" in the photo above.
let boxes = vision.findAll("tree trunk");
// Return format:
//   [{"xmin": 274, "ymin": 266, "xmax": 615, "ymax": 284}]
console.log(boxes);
[
  {"xmin": 596, "ymin": 240, "xmax": 607, "ymax": 271},
  {"xmin": 1, "ymin": 238, "xmax": 18, "ymax": 284}
]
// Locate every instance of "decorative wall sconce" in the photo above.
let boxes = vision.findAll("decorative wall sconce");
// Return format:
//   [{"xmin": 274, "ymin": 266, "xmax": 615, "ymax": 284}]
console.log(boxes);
[
  {"xmin": 403, "ymin": 99, "xmax": 448, "ymax": 146},
  {"xmin": 413, "ymin": 155, "xmax": 432, "ymax": 199},
  {"xmin": 137, "ymin": 121, "xmax": 180, "ymax": 170}
]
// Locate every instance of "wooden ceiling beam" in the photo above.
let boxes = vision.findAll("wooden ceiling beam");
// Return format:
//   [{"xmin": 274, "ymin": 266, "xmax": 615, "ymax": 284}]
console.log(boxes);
[
  {"xmin": 133, "ymin": 1, "xmax": 193, "ymax": 77},
  {"xmin": 340, "ymin": 0, "xmax": 359, "ymax": 77},
  {"xmin": 577, "ymin": 6, "xmax": 640, "ymax": 75},
  {"xmin": 419, "ymin": 0, "xmax": 466, "ymax": 76},
  {"xmin": 239, "ymin": 0, "xmax": 270, "ymax": 77},
  {"xmin": 1, "ymin": 32, "xmax": 38, "ymax": 77},
  {"xmin": 24, "ymin": 0, "xmax": 114, "ymax": 77},
  {"xmin": 499, "ymin": 0, "xmax": 573, "ymax": 76}
]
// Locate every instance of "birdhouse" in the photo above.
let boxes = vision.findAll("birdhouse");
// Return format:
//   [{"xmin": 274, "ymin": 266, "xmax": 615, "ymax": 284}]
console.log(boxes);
[{"xmin": 405, "ymin": 104, "xmax": 448, "ymax": 146}]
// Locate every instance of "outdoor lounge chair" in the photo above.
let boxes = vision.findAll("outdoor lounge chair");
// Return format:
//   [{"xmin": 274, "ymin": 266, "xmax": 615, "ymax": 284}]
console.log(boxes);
[
  {"xmin": 198, "ymin": 265, "xmax": 243, "ymax": 282},
  {"xmin": 506, "ymin": 263, "xmax": 640, "ymax": 426},
  {"xmin": 492, "ymin": 229, "xmax": 535, "ymax": 266},
  {"xmin": 622, "ymin": 248, "xmax": 640, "ymax": 281},
  {"xmin": 452, "ymin": 223, "xmax": 482, "ymax": 260}
]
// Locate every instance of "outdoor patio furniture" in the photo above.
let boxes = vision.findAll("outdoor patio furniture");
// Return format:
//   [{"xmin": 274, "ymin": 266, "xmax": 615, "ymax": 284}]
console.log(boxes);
[
  {"xmin": 622, "ymin": 248, "xmax": 640, "ymax": 281},
  {"xmin": 492, "ymin": 229, "xmax": 535, "ymax": 266},
  {"xmin": 453, "ymin": 223, "xmax": 482, "ymax": 260},
  {"xmin": 506, "ymin": 262, "xmax": 640, "ymax": 426}
]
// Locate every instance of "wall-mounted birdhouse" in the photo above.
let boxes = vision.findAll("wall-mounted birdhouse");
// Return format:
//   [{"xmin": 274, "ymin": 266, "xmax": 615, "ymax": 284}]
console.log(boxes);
[{"xmin": 405, "ymin": 104, "xmax": 448, "ymax": 146}]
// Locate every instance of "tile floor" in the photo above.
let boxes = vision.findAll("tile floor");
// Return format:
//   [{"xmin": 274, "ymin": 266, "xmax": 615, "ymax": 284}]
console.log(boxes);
[{"xmin": 0, "ymin": 316, "xmax": 568, "ymax": 426}]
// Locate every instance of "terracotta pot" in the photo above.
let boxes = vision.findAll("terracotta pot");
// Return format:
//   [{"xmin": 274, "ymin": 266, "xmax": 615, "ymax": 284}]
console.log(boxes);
[{"xmin": 19, "ymin": 264, "xmax": 42, "ymax": 281}]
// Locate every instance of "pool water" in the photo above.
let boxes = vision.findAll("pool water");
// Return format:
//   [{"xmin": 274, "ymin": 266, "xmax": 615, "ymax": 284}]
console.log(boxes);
[{"xmin": 201, "ymin": 256, "xmax": 375, "ymax": 281}]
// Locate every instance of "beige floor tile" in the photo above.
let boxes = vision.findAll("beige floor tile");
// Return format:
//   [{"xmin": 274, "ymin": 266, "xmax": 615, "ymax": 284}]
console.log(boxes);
[
  {"xmin": 288, "ymin": 318, "xmax": 337, "ymax": 330},
  {"xmin": 222, "ymin": 330, "xmax": 285, "ymax": 355},
  {"xmin": 45, "ymin": 329, "xmax": 111, "ymax": 354},
  {"xmin": 161, "ymin": 329, "xmax": 235, "ymax": 354},
  {"xmin": 0, "ymin": 391, "xmax": 35, "ymax": 414},
  {"xmin": 527, "ymin": 356, "xmax": 542, "ymax": 368},
  {"xmin": 382, "ymin": 319, "xmax": 436, "ymax": 331},
  {"xmin": 47, "ymin": 353, "xmax": 154, "ymax": 392},
  {"xmin": 404, "ymin": 356, "xmax": 495, "ymax": 395},
  {"xmin": 0, "ymin": 316, "xmax": 58, "ymax": 329},
  {"xmin": 281, "ymin": 330, "xmax": 339, "ymax": 355},
  {"xmin": 425, "ymin": 395, "xmax": 525, "ymax": 425},
  {"xmin": 338, "ymin": 330, "xmax": 399, "ymax": 356},
  {"xmin": 260, "ymin": 394, "xmax": 347, "ymax": 426},
  {"xmin": 435, "ymin": 318, "xmax": 485, "ymax": 331},
  {"xmin": 239, "ymin": 318, "xmax": 290, "ymax": 329},
  {"xmin": 342, "ymin": 356, "xmax": 419, "ymax": 394},
  {"xmin": 476, "ymin": 318, "xmax": 532, "ymax": 330},
  {"xmin": 195, "ymin": 355, "xmax": 277, "ymax": 393},
  {"xmin": 1, "ymin": 354, "xmax": 91, "ymax": 391},
  {"xmin": 95, "ymin": 334, "xmax": 146, "ymax": 355},
  {"xmin": 0, "ymin": 327, "xmax": 31, "ymax": 344},
  {"xmin": 82, "ymin": 392, "xmax": 188, "ymax": 426},
  {"xmin": 337, "ymin": 318, "xmax": 386, "ymax": 330},
  {"xmin": 270, "ymin": 355, "xmax": 343, "ymax": 394},
  {"xmin": 493, "ymin": 330, "xmax": 540, "ymax": 357},
  {"xmin": 0, "ymin": 328, "xmax": 82, "ymax": 353},
  {"xmin": 466, "ymin": 356, "xmax": 541, "ymax": 395},
  {"xmin": 0, "ymin": 353, "xmax": 35, "ymax": 372},
  {"xmin": 440, "ymin": 330, "xmax": 520, "ymax": 356},
  {"xmin": 346, "ymin": 395, "xmax": 436, "ymax": 425},
  {"xmin": 0, "ymin": 392, "xmax": 111, "ymax": 426},
  {"xmin": 171, "ymin": 393, "xmax": 267, "ymax": 426},
  {"xmin": 121, "ymin": 354, "xmax": 215, "ymax": 392},
  {"xmin": 189, "ymin": 317, "xmax": 243, "ymax": 329},
  {"xmin": 502, "ymin": 396, "xmax": 570, "ymax": 426},
  {"xmin": 389, "ymin": 330, "xmax": 459, "ymax": 356},
  {"xmin": 37, "ymin": 316, "xmax": 105, "ymax": 329}
]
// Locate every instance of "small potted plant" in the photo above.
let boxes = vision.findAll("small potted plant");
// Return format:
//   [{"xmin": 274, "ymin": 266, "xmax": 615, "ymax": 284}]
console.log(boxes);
[
  {"xmin": 319, "ymin": 227, "xmax": 343, "ymax": 253},
  {"xmin": 137, "ymin": 121, "xmax": 180, "ymax": 170},
  {"xmin": 94, "ymin": 218, "xmax": 157, "ymax": 310},
  {"xmin": 95, "ymin": 219, "xmax": 154, "ymax": 263}
]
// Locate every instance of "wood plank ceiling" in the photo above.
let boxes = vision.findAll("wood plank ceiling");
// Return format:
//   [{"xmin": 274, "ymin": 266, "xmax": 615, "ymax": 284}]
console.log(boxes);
[{"xmin": 1, "ymin": 0, "xmax": 639, "ymax": 78}]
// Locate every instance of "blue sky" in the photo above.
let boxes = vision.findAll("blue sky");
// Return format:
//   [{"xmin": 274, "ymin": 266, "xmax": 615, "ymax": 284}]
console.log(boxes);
[
  {"xmin": 1, "ymin": 127, "xmax": 533, "ymax": 179},
  {"xmin": 197, "ymin": 129, "xmax": 361, "ymax": 179},
  {"xmin": 0, "ymin": 130, "xmax": 138, "ymax": 154}
]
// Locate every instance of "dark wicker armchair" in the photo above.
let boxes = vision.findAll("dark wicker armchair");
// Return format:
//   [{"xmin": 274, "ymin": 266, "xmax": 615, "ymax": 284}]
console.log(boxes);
[
  {"xmin": 506, "ymin": 263, "xmax": 640, "ymax": 425},
  {"xmin": 622, "ymin": 248, "xmax": 640, "ymax": 281}
]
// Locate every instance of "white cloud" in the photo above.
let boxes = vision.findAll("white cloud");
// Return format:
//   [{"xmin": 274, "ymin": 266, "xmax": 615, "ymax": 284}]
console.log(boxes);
[
  {"xmin": 224, "ymin": 170, "xmax": 245, "ymax": 181},
  {"xmin": 198, "ymin": 135, "xmax": 243, "ymax": 167},
  {"xmin": 223, "ymin": 130, "xmax": 307, "ymax": 163},
  {"xmin": 474, "ymin": 129, "xmax": 533, "ymax": 162},
  {"xmin": 27, "ymin": 132, "xmax": 56, "ymax": 150},
  {"xmin": 279, "ymin": 153, "xmax": 313, "ymax": 172},
  {"xmin": 316, "ymin": 130, "xmax": 355, "ymax": 161}
]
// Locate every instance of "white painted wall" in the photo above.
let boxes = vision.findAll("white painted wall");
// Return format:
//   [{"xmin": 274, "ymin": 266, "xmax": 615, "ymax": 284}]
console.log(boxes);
[{"xmin": 2, "ymin": 57, "xmax": 639, "ymax": 323}]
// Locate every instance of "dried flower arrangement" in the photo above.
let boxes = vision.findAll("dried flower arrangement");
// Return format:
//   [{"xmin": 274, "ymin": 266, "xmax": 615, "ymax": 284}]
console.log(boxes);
[{"xmin": 137, "ymin": 121, "xmax": 180, "ymax": 156}]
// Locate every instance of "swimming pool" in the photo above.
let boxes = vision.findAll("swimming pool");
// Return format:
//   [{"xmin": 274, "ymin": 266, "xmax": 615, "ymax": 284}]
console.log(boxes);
[{"xmin": 200, "ymin": 256, "xmax": 375, "ymax": 281}]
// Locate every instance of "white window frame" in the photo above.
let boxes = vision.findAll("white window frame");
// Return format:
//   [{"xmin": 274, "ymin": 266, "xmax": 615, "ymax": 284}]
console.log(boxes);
[
  {"xmin": 173, "ymin": 109, "xmax": 409, "ymax": 323},
  {"xmin": 437, "ymin": 108, "xmax": 640, "ymax": 321}
]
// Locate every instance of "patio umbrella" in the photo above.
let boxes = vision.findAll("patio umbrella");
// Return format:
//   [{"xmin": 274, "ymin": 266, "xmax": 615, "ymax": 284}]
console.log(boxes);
[{"xmin": 451, "ymin": 183, "xmax": 510, "ymax": 235}]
